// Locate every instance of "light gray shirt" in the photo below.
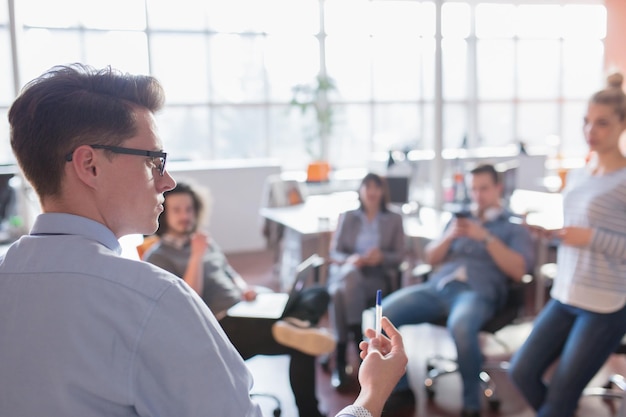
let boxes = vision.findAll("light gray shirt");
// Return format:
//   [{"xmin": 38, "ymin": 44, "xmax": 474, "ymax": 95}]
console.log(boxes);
[
  {"xmin": 552, "ymin": 167, "xmax": 626, "ymax": 312},
  {"xmin": 0, "ymin": 213, "xmax": 261, "ymax": 417}
]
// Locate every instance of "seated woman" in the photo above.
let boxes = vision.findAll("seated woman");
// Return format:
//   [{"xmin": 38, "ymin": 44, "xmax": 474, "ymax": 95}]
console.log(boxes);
[{"xmin": 327, "ymin": 173, "xmax": 406, "ymax": 390}]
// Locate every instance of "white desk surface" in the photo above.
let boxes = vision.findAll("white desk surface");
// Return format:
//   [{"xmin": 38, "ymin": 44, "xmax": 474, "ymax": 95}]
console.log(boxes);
[
  {"xmin": 260, "ymin": 191, "xmax": 451, "ymax": 240},
  {"xmin": 259, "ymin": 191, "xmax": 359, "ymax": 235}
]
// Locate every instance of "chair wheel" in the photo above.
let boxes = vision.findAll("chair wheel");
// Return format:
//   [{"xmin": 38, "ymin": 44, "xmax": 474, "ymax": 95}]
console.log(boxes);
[
  {"xmin": 319, "ymin": 354, "xmax": 331, "ymax": 373},
  {"xmin": 488, "ymin": 399, "xmax": 501, "ymax": 412}
]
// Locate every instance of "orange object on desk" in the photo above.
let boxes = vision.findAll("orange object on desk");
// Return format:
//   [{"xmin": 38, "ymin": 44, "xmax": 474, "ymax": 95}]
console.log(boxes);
[{"xmin": 306, "ymin": 161, "xmax": 330, "ymax": 183}]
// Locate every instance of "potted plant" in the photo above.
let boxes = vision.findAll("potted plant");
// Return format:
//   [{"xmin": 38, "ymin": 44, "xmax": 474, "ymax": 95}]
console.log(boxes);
[{"xmin": 290, "ymin": 73, "xmax": 337, "ymax": 182}]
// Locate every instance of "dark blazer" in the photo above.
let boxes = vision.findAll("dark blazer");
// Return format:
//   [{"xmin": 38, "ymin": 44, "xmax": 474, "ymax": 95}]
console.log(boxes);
[{"xmin": 330, "ymin": 207, "xmax": 406, "ymax": 270}]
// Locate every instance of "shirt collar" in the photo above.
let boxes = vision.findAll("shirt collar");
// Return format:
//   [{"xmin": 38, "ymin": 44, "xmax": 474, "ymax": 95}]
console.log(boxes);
[{"xmin": 30, "ymin": 213, "xmax": 122, "ymax": 255}]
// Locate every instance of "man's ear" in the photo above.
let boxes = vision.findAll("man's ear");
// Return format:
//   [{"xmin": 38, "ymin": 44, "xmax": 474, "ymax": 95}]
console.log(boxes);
[{"xmin": 69, "ymin": 145, "xmax": 99, "ymax": 188}]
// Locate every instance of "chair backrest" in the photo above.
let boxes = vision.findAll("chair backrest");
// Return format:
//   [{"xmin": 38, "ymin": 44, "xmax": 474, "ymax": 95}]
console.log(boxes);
[
  {"xmin": 481, "ymin": 279, "xmax": 528, "ymax": 333},
  {"xmin": 137, "ymin": 235, "xmax": 160, "ymax": 260}
]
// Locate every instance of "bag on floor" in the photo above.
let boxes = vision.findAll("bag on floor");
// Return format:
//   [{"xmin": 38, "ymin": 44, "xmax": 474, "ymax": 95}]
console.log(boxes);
[{"xmin": 282, "ymin": 286, "xmax": 329, "ymax": 326}]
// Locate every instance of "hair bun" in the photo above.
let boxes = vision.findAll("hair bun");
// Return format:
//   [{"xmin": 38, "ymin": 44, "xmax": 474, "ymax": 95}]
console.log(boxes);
[{"xmin": 607, "ymin": 72, "xmax": 624, "ymax": 89}]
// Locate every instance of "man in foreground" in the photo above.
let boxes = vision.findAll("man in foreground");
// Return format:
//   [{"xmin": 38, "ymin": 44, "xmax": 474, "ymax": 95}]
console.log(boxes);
[{"xmin": 0, "ymin": 63, "xmax": 407, "ymax": 417}]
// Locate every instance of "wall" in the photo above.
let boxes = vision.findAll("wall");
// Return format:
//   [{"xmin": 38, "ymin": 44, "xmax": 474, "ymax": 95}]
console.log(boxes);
[
  {"xmin": 605, "ymin": 0, "xmax": 626, "ymax": 74},
  {"xmin": 168, "ymin": 159, "xmax": 281, "ymax": 254}
]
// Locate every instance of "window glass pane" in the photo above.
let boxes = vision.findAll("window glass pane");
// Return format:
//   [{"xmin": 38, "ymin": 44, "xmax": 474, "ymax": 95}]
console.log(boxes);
[
  {"xmin": 442, "ymin": 39, "xmax": 467, "ymax": 100},
  {"xmin": 563, "ymin": 40, "xmax": 604, "ymax": 99},
  {"xmin": 325, "ymin": 0, "xmax": 370, "ymax": 36},
  {"xmin": 517, "ymin": 5, "xmax": 562, "ymax": 39},
  {"xmin": 517, "ymin": 40, "xmax": 560, "ymax": 99},
  {"xmin": 150, "ymin": 34, "xmax": 209, "ymax": 104},
  {"xmin": 147, "ymin": 0, "xmax": 210, "ymax": 30},
  {"xmin": 518, "ymin": 102, "xmax": 559, "ymax": 148},
  {"xmin": 477, "ymin": 40, "xmax": 515, "ymax": 99},
  {"xmin": 420, "ymin": 103, "xmax": 435, "ymax": 151},
  {"xmin": 372, "ymin": 104, "xmax": 422, "ymax": 152},
  {"xmin": 261, "ymin": 0, "xmax": 319, "ymax": 35},
  {"xmin": 20, "ymin": 29, "xmax": 82, "ymax": 85},
  {"xmin": 157, "ymin": 107, "xmax": 211, "ymax": 162},
  {"xmin": 443, "ymin": 104, "xmax": 467, "ymax": 149},
  {"xmin": 266, "ymin": 35, "xmax": 319, "ymax": 102},
  {"xmin": 372, "ymin": 36, "xmax": 423, "ymax": 101},
  {"xmin": 478, "ymin": 103, "xmax": 514, "ymax": 147},
  {"xmin": 562, "ymin": 101, "xmax": 589, "ymax": 158},
  {"xmin": 78, "ymin": 0, "xmax": 145, "ymax": 30},
  {"xmin": 0, "ymin": 1, "xmax": 7, "ymax": 23},
  {"xmin": 209, "ymin": 34, "xmax": 267, "ymax": 103},
  {"xmin": 476, "ymin": 4, "xmax": 516, "ymax": 39},
  {"xmin": 22, "ymin": 0, "xmax": 145, "ymax": 30},
  {"xmin": 563, "ymin": 5, "xmax": 606, "ymax": 40},
  {"xmin": 329, "ymin": 104, "xmax": 370, "ymax": 169},
  {"xmin": 213, "ymin": 106, "xmax": 266, "ymax": 159},
  {"xmin": 369, "ymin": 1, "xmax": 426, "ymax": 37},
  {"xmin": 416, "ymin": 1, "xmax": 436, "ymax": 38},
  {"xmin": 0, "ymin": 30, "xmax": 13, "ymax": 105},
  {"xmin": 205, "ymin": 0, "xmax": 318, "ymax": 34},
  {"xmin": 84, "ymin": 32, "xmax": 149, "ymax": 75},
  {"xmin": 21, "ymin": 0, "xmax": 82, "ymax": 27},
  {"xmin": 326, "ymin": 34, "xmax": 371, "ymax": 101},
  {"xmin": 206, "ymin": 0, "xmax": 268, "ymax": 32},
  {"xmin": 442, "ymin": 2, "xmax": 470, "ymax": 39},
  {"xmin": 271, "ymin": 104, "xmax": 311, "ymax": 170}
]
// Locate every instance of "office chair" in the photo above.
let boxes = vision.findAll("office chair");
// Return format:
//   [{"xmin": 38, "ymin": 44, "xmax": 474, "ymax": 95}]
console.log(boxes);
[
  {"xmin": 582, "ymin": 339, "xmax": 626, "ymax": 417},
  {"xmin": 251, "ymin": 392, "xmax": 282, "ymax": 417},
  {"xmin": 415, "ymin": 268, "xmax": 533, "ymax": 412},
  {"xmin": 319, "ymin": 259, "xmax": 408, "ymax": 374}
]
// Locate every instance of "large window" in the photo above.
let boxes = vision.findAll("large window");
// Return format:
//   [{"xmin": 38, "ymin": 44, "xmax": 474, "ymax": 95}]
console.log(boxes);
[{"xmin": 0, "ymin": 0, "xmax": 607, "ymax": 168}]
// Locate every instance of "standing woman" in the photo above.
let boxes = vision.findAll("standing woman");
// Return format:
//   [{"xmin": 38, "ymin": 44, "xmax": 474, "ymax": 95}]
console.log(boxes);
[
  {"xmin": 327, "ymin": 173, "xmax": 406, "ymax": 390},
  {"xmin": 509, "ymin": 73, "xmax": 626, "ymax": 417}
]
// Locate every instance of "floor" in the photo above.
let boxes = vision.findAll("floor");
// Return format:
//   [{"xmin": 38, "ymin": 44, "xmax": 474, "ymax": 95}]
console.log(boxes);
[{"xmin": 226, "ymin": 249, "xmax": 626, "ymax": 417}]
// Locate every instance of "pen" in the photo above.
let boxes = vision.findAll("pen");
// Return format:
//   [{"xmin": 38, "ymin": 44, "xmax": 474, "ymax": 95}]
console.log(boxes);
[{"xmin": 375, "ymin": 289, "xmax": 382, "ymax": 339}]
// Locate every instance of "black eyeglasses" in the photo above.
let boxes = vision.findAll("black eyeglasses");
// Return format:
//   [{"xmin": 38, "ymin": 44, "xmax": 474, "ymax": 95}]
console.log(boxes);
[{"xmin": 65, "ymin": 145, "xmax": 168, "ymax": 176}]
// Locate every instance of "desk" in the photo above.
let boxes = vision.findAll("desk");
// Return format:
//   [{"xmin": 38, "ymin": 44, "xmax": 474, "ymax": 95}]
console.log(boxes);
[
  {"xmin": 260, "ymin": 192, "xmax": 451, "ymax": 290},
  {"xmin": 260, "ymin": 192, "xmax": 359, "ymax": 290}
]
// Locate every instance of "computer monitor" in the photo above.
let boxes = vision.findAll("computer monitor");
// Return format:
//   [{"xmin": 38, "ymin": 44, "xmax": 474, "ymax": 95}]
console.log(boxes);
[{"xmin": 385, "ymin": 176, "xmax": 410, "ymax": 205}]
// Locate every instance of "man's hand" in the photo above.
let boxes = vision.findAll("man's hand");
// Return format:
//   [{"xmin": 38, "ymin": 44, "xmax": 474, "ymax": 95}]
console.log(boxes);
[
  {"xmin": 455, "ymin": 218, "xmax": 489, "ymax": 242},
  {"xmin": 242, "ymin": 288, "xmax": 258, "ymax": 301},
  {"xmin": 190, "ymin": 232, "xmax": 209, "ymax": 258},
  {"xmin": 356, "ymin": 317, "xmax": 409, "ymax": 417}
]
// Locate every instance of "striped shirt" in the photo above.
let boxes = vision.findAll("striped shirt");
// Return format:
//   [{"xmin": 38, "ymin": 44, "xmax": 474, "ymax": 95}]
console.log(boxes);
[{"xmin": 551, "ymin": 166, "xmax": 626, "ymax": 313}]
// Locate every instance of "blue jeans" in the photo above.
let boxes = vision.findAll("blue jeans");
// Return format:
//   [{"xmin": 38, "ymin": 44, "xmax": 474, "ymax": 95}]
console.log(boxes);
[
  {"xmin": 509, "ymin": 299, "xmax": 626, "ymax": 417},
  {"xmin": 382, "ymin": 280, "xmax": 496, "ymax": 410}
]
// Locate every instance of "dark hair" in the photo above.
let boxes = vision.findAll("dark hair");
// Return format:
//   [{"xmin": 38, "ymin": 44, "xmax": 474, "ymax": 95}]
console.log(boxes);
[
  {"xmin": 470, "ymin": 164, "xmax": 499, "ymax": 185},
  {"xmin": 156, "ymin": 182, "xmax": 204, "ymax": 237},
  {"xmin": 358, "ymin": 173, "xmax": 390, "ymax": 212},
  {"xmin": 590, "ymin": 73, "xmax": 626, "ymax": 121},
  {"xmin": 8, "ymin": 63, "xmax": 165, "ymax": 198}
]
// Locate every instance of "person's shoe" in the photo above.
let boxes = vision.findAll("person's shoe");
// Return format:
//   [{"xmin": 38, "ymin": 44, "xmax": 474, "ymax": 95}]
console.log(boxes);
[
  {"xmin": 460, "ymin": 409, "xmax": 481, "ymax": 417},
  {"xmin": 331, "ymin": 365, "xmax": 351, "ymax": 391},
  {"xmin": 271, "ymin": 320, "xmax": 336, "ymax": 356},
  {"xmin": 382, "ymin": 389, "xmax": 416, "ymax": 414}
]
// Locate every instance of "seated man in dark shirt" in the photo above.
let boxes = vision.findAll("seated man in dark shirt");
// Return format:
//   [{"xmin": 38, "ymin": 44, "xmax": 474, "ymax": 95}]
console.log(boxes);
[{"xmin": 144, "ymin": 182, "xmax": 334, "ymax": 417}]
